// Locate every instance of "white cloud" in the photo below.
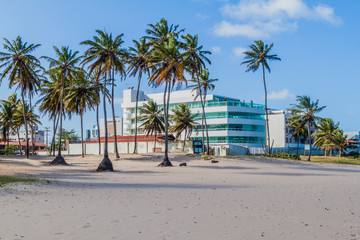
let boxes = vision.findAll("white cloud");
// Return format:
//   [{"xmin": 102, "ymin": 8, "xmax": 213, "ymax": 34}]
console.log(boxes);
[
  {"xmin": 196, "ymin": 13, "xmax": 209, "ymax": 20},
  {"xmin": 214, "ymin": 0, "xmax": 342, "ymax": 38},
  {"xmin": 232, "ymin": 46, "xmax": 247, "ymax": 58},
  {"xmin": 268, "ymin": 89, "xmax": 295, "ymax": 100},
  {"xmin": 211, "ymin": 46, "xmax": 222, "ymax": 54},
  {"xmin": 114, "ymin": 97, "xmax": 123, "ymax": 104}
]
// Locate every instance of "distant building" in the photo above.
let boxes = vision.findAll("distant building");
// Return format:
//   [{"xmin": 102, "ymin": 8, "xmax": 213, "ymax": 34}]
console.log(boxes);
[
  {"xmin": 344, "ymin": 131, "xmax": 360, "ymax": 148},
  {"xmin": 86, "ymin": 125, "xmax": 99, "ymax": 139},
  {"xmin": 9, "ymin": 126, "xmax": 45, "ymax": 144},
  {"xmin": 100, "ymin": 117, "xmax": 123, "ymax": 137}
]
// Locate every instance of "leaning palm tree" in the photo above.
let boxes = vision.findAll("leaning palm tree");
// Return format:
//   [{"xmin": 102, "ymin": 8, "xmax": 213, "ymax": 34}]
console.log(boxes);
[
  {"xmin": 139, "ymin": 100, "xmax": 165, "ymax": 151},
  {"xmin": 182, "ymin": 34, "xmax": 212, "ymax": 155},
  {"xmin": 312, "ymin": 118, "xmax": 339, "ymax": 156},
  {"xmin": 65, "ymin": 76, "xmax": 99, "ymax": 157},
  {"xmin": 127, "ymin": 38, "xmax": 150, "ymax": 153},
  {"xmin": 148, "ymin": 35, "xmax": 187, "ymax": 167},
  {"xmin": 288, "ymin": 95, "xmax": 326, "ymax": 161},
  {"xmin": 0, "ymin": 36, "xmax": 42, "ymax": 158},
  {"xmin": 242, "ymin": 40, "xmax": 281, "ymax": 153},
  {"xmin": 170, "ymin": 103, "xmax": 198, "ymax": 151},
  {"xmin": 42, "ymin": 46, "xmax": 82, "ymax": 165},
  {"xmin": 81, "ymin": 30, "xmax": 127, "ymax": 161}
]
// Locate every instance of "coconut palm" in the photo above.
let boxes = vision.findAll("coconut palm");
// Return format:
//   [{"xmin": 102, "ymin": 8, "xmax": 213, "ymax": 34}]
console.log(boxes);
[
  {"xmin": 145, "ymin": 18, "xmax": 184, "ymax": 45},
  {"xmin": 0, "ymin": 36, "xmax": 42, "ymax": 158},
  {"xmin": 127, "ymin": 38, "xmax": 150, "ymax": 153},
  {"xmin": 42, "ymin": 46, "xmax": 82, "ymax": 165},
  {"xmin": 182, "ymin": 34, "xmax": 212, "ymax": 155},
  {"xmin": 242, "ymin": 40, "xmax": 281, "ymax": 153},
  {"xmin": 139, "ymin": 100, "xmax": 165, "ymax": 151},
  {"xmin": 331, "ymin": 130, "xmax": 348, "ymax": 157},
  {"xmin": 81, "ymin": 30, "xmax": 127, "ymax": 161},
  {"xmin": 312, "ymin": 118, "xmax": 339, "ymax": 156},
  {"xmin": 288, "ymin": 95, "xmax": 326, "ymax": 161},
  {"xmin": 65, "ymin": 76, "xmax": 99, "ymax": 157},
  {"xmin": 148, "ymin": 35, "xmax": 187, "ymax": 167},
  {"xmin": 0, "ymin": 100, "xmax": 15, "ymax": 155},
  {"xmin": 170, "ymin": 103, "xmax": 198, "ymax": 151},
  {"xmin": 287, "ymin": 117, "xmax": 307, "ymax": 155}
]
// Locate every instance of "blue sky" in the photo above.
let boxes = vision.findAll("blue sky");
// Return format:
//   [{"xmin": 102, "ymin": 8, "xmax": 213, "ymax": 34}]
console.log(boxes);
[{"xmin": 0, "ymin": 0, "xmax": 359, "ymax": 139}]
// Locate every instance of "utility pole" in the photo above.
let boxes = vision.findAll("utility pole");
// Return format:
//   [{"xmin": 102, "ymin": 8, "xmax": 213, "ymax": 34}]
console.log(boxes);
[{"xmin": 45, "ymin": 127, "xmax": 50, "ymax": 147}]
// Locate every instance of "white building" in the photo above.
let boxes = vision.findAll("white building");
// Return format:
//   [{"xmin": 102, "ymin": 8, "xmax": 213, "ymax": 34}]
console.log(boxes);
[
  {"xmin": 121, "ymin": 89, "xmax": 265, "ymax": 148},
  {"xmin": 100, "ymin": 117, "xmax": 123, "ymax": 137},
  {"xmin": 9, "ymin": 126, "xmax": 45, "ymax": 144}
]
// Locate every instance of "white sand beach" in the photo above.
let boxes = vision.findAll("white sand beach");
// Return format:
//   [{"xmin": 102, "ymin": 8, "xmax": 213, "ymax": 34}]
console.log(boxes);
[{"xmin": 1, "ymin": 154, "xmax": 360, "ymax": 240}]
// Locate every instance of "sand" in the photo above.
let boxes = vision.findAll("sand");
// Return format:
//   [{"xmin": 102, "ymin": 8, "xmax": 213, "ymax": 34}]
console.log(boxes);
[{"xmin": 0, "ymin": 153, "xmax": 360, "ymax": 240}]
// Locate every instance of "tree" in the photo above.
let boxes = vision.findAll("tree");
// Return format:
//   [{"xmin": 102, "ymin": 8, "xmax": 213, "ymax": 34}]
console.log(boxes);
[
  {"xmin": 127, "ymin": 38, "xmax": 150, "ymax": 154},
  {"xmin": 242, "ymin": 40, "xmax": 281, "ymax": 153},
  {"xmin": 331, "ymin": 130, "xmax": 348, "ymax": 157},
  {"xmin": 287, "ymin": 117, "xmax": 307, "ymax": 155},
  {"xmin": 0, "ymin": 36, "xmax": 42, "ymax": 158},
  {"xmin": 0, "ymin": 99, "xmax": 15, "ymax": 155},
  {"xmin": 170, "ymin": 103, "xmax": 198, "ymax": 151},
  {"xmin": 148, "ymin": 34, "xmax": 187, "ymax": 167},
  {"xmin": 288, "ymin": 95, "xmax": 326, "ymax": 161},
  {"xmin": 138, "ymin": 100, "xmax": 165, "ymax": 151},
  {"xmin": 81, "ymin": 30, "xmax": 127, "ymax": 170},
  {"xmin": 182, "ymin": 34, "xmax": 212, "ymax": 155},
  {"xmin": 55, "ymin": 129, "xmax": 80, "ymax": 150},
  {"xmin": 65, "ymin": 76, "xmax": 99, "ymax": 157},
  {"xmin": 42, "ymin": 46, "xmax": 82, "ymax": 165},
  {"xmin": 312, "ymin": 118, "xmax": 339, "ymax": 156}
]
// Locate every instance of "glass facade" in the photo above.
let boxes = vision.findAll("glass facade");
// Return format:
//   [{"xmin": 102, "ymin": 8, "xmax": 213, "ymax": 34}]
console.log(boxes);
[
  {"xmin": 191, "ymin": 136, "xmax": 265, "ymax": 144},
  {"xmin": 195, "ymin": 124, "xmax": 265, "ymax": 132}
]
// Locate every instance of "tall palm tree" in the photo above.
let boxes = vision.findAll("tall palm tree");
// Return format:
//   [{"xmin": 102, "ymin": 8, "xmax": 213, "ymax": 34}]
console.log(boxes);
[
  {"xmin": 145, "ymin": 18, "xmax": 184, "ymax": 45},
  {"xmin": 81, "ymin": 30, "xmax": 127, "ymax": 170},
  {"xmin": 139, "ymin": 100, "xmax": 165, "ymax": 151},
  {"xmin": 312, "ymin": 118, "xmax": 339, "ymax": 156},
  {"xmin": 127, "ymin": 38, "xmax": 150, "ymax": 153},
  {"xmin": 0, "ymin": 99, "xmax": 15, "ymax": 155},
  {"xmin": 65, "ymin": 76, "xmax": 99, "ymax": 157},
  {"xmin": 170, "ymin": 103, "xmax": 198, "ymax": 151},
  {"xmin": 288, "ymin": 95, "xmax": 326, "ymax": 161},
  {"xmin": 81, "ymin": 30, "xmax": 127, "ymax": 161},
  {"xmin": 0, "ymin": 36, "xmax": 41, "ymax": 158},
  {"xmin": 182, "ymin": 34, "xmax": 212, "ymax": 155},
  {"xmin": 148, "ymin": 35, "xmax": 187, "ymax": 167},
  {"xmin": 242, "ymin": 40, "xmax": 281, "ymax": 153},
  {"xmin": 42, "ymin": 46, "xmax": 82, "ymax": 165},
  {"xmin": 287, "ymin": 117, "xmax": 307, "ymax": 155}
]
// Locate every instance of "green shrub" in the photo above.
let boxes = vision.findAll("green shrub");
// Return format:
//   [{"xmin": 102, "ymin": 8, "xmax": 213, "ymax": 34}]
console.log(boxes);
[
  {"xmin": 343, "ymin": 151, "xmax": 360, "ymax": 159},
  {"xmin": 263, "ymin": 152, "xmax": 301, "ymax": 160},
  {"xmin": 0, "ymin": 145, "xmax": 19, "ymax": 155}
]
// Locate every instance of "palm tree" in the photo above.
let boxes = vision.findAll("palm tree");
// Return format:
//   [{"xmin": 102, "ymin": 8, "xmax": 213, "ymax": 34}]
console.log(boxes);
[
  {"xmin": 287, "ymin": 117, "xmax": 307, "ymax": 155},
  {"xmin": 148, "ymin": 35, "xmax": 187, "ymax": 167},
  {"xmin": 42, "ymin": 46, "xmax": 82, "ymax": 165},
  {"xmin": 0, "ymin": 36, "xmax": 42, "ymax": 158},
  {"xmin": 127, "ymin": 38, "xmax": 150, "ymax": 153},
  {"xmin": 138, "ymin": 100, "xmax": 165, "ymax": 151},
  {"xmin": 242, "ymin": 40, "xmax": 281, "ymax": 153},
  {"xmin": 312, "ymin": 118, "xmax": 339, "ymax": 156},
  {"xmin": 0, "ymin": 100, "xmax": 15, "ymax": 155},
  {"xmin": 145, "ymin": 18, "xmax": 184, "ymax": 45},
  {"xmin": 288, "ymin": 95, "xmax": 326, "ymax": 161},
  {"xmin": 331, "ymin": 130, "xmax": 348, "ymax": 157},
  {"xmin": 170, "ymin": 103, "xmax": 198, "ymax": 151},
  {"xmin": 65, "ymin": 76, "xmax": 99, "ymax": 157},
  {"xmin": 182, "ymin": 34, "xmax": 212, "ymax": 155}
]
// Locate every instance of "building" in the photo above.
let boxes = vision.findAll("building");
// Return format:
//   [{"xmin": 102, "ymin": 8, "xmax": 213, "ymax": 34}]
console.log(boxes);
[
  {"xmin": 86, "ymin": 125, "xmax": 99, "ymax": 139},
  {"xmin": 100, "ymin": 117, "xmax": 123, "ymax": 137},
  {"xmin": 268, "ymin": 110, "xmax": 315, "ymax": 148},
  {"xmin": 344, "ymin": 131, "xmax": 360, "ymax": 148},
  {"xmin": 121, "ymin": 89, "xmax": 265, "ymax": 148},
  {"xmin": 9, "ymin": 126, "xmax": 45, "ymax": 144}
]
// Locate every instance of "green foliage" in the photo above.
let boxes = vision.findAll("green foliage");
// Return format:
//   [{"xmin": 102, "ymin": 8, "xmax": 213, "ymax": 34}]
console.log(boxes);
[
  {"xmin": 343, "ymin": 151, "xmax": 360, "ymax": 159},
  {"xmin": 263, "ymin": 152, "xmax": 301, "ymax": 160},
  {"xmin": 0, "ymin": 145, "xmax": 19, "ymax": 155},
  {"xmin": 0, "ymin": 175, "xmax": 37, "ymax": 187}
]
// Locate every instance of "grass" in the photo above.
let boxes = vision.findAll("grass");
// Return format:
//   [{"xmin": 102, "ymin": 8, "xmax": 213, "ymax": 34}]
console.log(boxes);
[
  {"xmin": 0, "ymin": 175, "xmax": 38, "ymax": 187},
  {"xmin": 299, "ymin": 155, "xmax": 360, "ymax": 165}
]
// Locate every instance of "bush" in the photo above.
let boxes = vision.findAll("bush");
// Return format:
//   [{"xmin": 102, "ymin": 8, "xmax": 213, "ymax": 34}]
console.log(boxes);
[
  {"xmin": 263, "ymin": 152, "xmax": 301, "ymax": 160},
  {"xmin": 0, "ymin": 145, "xmax": 19, "ymax": 155},
  {"xmin": 343, "ymin": 151, "xmax": 360, "ymax": 158}
]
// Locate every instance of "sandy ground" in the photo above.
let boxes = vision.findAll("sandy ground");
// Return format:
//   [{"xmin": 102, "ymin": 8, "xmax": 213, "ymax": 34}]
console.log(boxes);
[{"xmin": 0, "ymin": 153, "xmax": 360, "ymax": 240}]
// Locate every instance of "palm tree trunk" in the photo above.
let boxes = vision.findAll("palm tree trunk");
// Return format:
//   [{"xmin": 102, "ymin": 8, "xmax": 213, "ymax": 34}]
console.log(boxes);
[
  {"xmin": 154, "ymin": 132, "xmax": 157, "ymax": 152},
  {"xmin": 21, "ymin": 88, "xmax": 29, "ymax": 159},
  {"xmin": 307, "ymin": 121, "xmax": 312, "ymax": 161},
  {"xmin": 203, "ymin": 93, "xmax": 210, "ymax": 155},
  {"xmin": 158, "ymin": 81, "xmax": 172, "ymax": 167},
  {"xmin": 111, "ymin": 69, "xmax": 120, "ymax": 159},
  {"xmin": 133, "ymin": 75, "xmax": 142, "ymax": 154},
  {"xmin": 183, "ymin": 129, "xmax": 187, "ymax": 152},
  {"xmin": 18, "ymin": 130, "xmax": 22, "ymax": 156},
  {"xmin": 29, "ymin": 96, "xmax": 35, "ymax": 155},
  {"xmin": 52, "ymin": 113, "xmax": 60, "ymax": 156},
  {"xmin": 96, "ymin": 99, "xmax": 101, "ymax": 155},
  {"xmin": 50, "ymin": 75, "xmax": 67, "ymax": 165},
  {"xmin": 201, "ymin": 116, "xmax": 205, "ymax": 154},
  {"xmin": 296, "ymin": 137, "xmax": 299, "ymax": 155},
  {"xmin": 195, "ymin": 74, "xmax": 206, "ymax": 154},
  {"xmin": 80, "ymin": 111, "xmax": 84, "ymax": 157},
  {"xmin": 6, "ymin": 129, "xmax": 9, "ymax": 155},
  {"xmin": 97, "ymin": 74, "xmax": 114, "ymax": 171},
  {"xmin": 262, "ymin": 63, "xmax": 271, "ymax": 154}
]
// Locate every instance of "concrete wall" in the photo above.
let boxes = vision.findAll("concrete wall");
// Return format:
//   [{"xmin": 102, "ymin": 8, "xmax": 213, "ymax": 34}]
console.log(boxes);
[{"xmin": 66, "ymin": 141, "xmax": 194, "ymax": 155}]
